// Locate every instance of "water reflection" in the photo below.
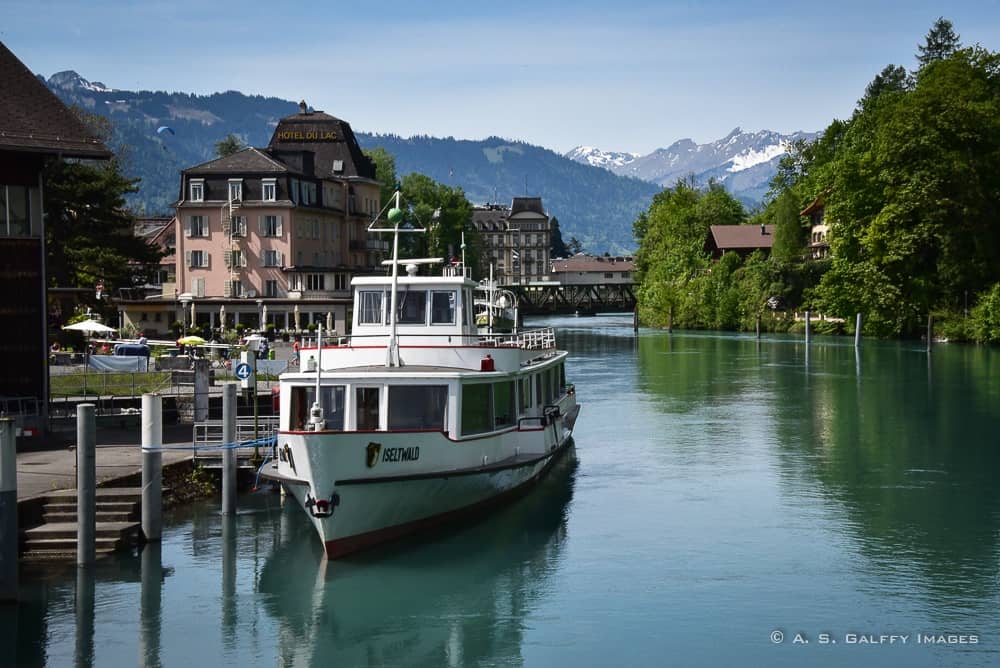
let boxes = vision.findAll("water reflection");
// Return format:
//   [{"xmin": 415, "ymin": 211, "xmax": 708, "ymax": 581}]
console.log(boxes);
[
  {"xmin": 258, "ymin": 448, "xmax": 577, "ymax": 668},
  {"xmin": 636, "ymin": 329, "xmax": 1000, "ymax": 609}
]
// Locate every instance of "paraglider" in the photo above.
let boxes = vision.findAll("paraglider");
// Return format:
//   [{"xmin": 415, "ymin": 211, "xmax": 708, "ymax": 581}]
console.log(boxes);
[{"xmin": 156, "ymin": 126, "xmax": 175, "ymax": 136}]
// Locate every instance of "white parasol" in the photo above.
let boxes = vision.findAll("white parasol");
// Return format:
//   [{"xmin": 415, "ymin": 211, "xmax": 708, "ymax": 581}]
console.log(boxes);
[
  {"xmin": 261, "ymin": 304, "xmax": 268, "ymax": 327},
  {"xmin": 219, "ymin": 304, "xmax": 226, "ymax": 330},
  {"xmin": 62, "ymin": 318, "xmax": 116, "ymax": 335},
  {"xmin": 326, "ymin": 312, "xmax": 333, "ymax": 332},
  {"xmin": 293, "ymin": 304, "xmax": 300, "ymax": 331}
]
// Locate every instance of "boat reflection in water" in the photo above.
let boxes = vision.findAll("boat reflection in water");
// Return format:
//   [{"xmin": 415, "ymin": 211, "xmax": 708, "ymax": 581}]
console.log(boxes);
[{"xmin": 258, "ymin": 446, "xmax": 577, "ymax": 667}]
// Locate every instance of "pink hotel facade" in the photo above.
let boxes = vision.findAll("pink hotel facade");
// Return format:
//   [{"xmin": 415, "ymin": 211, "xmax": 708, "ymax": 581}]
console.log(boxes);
[{"xmin": 118, "ymin": 105, "xmax": 386, "ymax": 336}]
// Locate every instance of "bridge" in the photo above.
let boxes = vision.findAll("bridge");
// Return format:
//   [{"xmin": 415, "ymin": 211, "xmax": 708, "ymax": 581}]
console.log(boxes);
[{"xmin": 506, "ymin": 281, "xmax": 636, "ymax": 315}]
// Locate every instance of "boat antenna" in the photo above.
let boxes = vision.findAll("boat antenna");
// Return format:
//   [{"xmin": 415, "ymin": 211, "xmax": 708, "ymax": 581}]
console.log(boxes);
[
  {"xmin": 461, "ymin": 230, "xmax": 467, "ymax": 275},
  {"xmin": 309, "ymin": 321, "xmax": 324, "ymax": 430}
]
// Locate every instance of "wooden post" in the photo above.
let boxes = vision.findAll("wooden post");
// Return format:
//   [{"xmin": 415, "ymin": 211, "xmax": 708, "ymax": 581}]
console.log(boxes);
[
  {"xmin": 633, "ymin": 306, "xmax": 639, "ymax": 333},
  {"xmin": 0, "ymin": 418, "xmax": 17, "ymax": 601},
  {"xmin": 927, "ymin": 314, "xmax": 933, "ymax": 354},
  {"xmin": 804, "ymin": 311, "xmax": 811, "ymax": 346},
  {"xmin": 667, "ymin": 305, "xmax": 673, "ymax": 333},
  {"xmin": 77, "ymin": 404, "xmax": 96, "ymax": 567},
  {"xmin": 756, "ymin": 315, "xmax": 761, "ymax": 339},
  {"xmin": 141, "ymin": 394, "xmax": 162, "ymax": 541},
  {"xmin": 855, "ymin": 313, "xmax": 862, "ymax": 348}
]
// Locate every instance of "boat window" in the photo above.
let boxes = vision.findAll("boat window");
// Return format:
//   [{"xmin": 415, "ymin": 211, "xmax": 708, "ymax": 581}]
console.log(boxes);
[
  {"xmin": 356, "ymin": 387, "xmax": 380, "ymax": 430},
  {"xmin": 289, "ymin": 385, "xmax": 345, "ymax": 430},
  {"xmin": 519, "ymin": 377, "xmax": 531, "ymax": 414},
  {"xmin": 359, "ymin": 290, "xmax": 383, "ymax": 325},
  {"xmin": 461, "ymin": 383, "xmax": 492, "ymax": 435},
  {"xmin": 388, "ymin": 385, "xmax": 448, "ymax": 429},
  {"xmin": 430, "ymin": 291, "xmax": 456, "ymax": 324},
  {"xmin": 493, "ymin": 381, "xmax": 515, "ymax": 428},
  {"xmin": 465, "ymin": 289, "xmax": 475, "ymax": 328},
  {"xmin": 396, "ymin": 290, "xmax": 427, "ymax": 324}
]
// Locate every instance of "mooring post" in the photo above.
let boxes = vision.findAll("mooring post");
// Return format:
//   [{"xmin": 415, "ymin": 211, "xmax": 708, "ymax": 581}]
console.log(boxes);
[
  {"xmin": 633, "ymin": 306, "xmax": 639, "ymax": 333},
  {"xmin": 77, "ymin": 404, "xmax": 96, "ymax": 567},
  {"xmin": 222, "ymin": 383, "xmax": 237, "ymax": 515},
  {"xmin": 139, "ymin": 542, "xmax": 162, "ymax": 665},
  {"xmin": 667, "ymin": 305, "xmax": 673, "ymax": 333},
  {"xmin": 141, "ymin": 394, "xmax": 163, "ymax": 542},
  {"xmin": 804, "ymin": 310, "xmax": 811, "ymax": 346},
  {"xmin": 193, "ymin": 358, "xmax": 210, "ymax": 423},
  {"xmin": 927, "ymin": 314, "xmax": 933, "ymax": 353},
  {"xmin": 756, "ymin": 315, "xmax": 761, "ymax": 339},
  {"xmin": 855, "ymin": 313, "xmax": 862, "ymax": 348},
  {"xmin": 0, "ymin": 418, "xmax": 17, "ymax": 601}
]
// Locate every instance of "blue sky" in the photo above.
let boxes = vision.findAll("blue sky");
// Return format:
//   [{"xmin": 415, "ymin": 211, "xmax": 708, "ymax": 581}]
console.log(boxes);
[{"xmin": 5, "ymin": 0, "xmax": 1000, "ymax": 154}]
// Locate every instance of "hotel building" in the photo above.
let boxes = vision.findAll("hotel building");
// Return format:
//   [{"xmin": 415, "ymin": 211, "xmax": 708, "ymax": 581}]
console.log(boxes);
[{"xmin": 471, "ymin": 197, "xmax": 552, "ymax": 285}]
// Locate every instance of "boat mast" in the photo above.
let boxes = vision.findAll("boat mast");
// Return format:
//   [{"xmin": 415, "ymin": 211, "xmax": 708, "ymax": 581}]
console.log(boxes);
[
  {"xmin": 309, "ymin": 321, "xmax": 324, "ymax": 430},
  {"xmin": 386, "ymin": 192, "xmax": 402, "ymax": 367}
]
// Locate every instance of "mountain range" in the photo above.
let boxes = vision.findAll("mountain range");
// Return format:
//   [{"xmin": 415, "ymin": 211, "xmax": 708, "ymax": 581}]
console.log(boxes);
[{"xmin": 43, "ymin": 70, "xmax": 814, "ymax": 252}]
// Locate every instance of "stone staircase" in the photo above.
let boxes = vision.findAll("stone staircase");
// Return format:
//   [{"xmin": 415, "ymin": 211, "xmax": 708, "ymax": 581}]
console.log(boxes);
[{"xmin": 21, "ymin": 488, "xmax": 143, "ymax": 560}]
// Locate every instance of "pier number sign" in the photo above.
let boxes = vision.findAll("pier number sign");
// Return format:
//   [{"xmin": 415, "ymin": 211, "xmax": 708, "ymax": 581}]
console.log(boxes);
[{"xmin": 235, "ymin": 362, "xmax": 253, "ymax": 387}]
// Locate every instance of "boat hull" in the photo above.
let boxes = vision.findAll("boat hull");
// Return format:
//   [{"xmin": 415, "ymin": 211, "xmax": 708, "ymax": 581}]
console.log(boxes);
[{"xmin": 274, "ymin": 402, "xmax": 579, "ymax": 558}]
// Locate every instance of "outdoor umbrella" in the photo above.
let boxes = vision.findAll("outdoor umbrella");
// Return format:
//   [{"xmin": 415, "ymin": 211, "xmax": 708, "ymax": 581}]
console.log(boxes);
[
  {"xmin": 177, "ymin": 335, "xmax": 207, "ymax": 346},
  {"xmin": 63, "ymin": 318, "xmax": 116, "ymax": 379},
  {"xmin": 219, "ymin": 304, "xmax": 226, "ymax": 331},
  {"xmin": 326, "ymin": 312, "xmax": 333, "ymax": 333},
  {"xmin": 293, "ymin": 304, "xmax": 300, "ymax": 331}
]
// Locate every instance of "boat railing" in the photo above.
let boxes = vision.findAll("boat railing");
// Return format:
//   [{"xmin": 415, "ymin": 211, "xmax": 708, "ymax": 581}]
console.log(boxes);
[
  {"xmin": 478, "ymin": 327, "xmax": 556, "ymax": 350},
  {"xmin": 301, "ymin": 327, "xmax": 556, "ymax": 351}
]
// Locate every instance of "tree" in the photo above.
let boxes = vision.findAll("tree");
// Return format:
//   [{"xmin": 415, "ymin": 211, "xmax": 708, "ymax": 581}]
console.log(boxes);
[
  {"xmin": 44, "ymin": 159, "xmax": 164, "ymax": 303},
  {"xmin": 549, "ymin": 216, "xmax": 568, "ymax": 258},
  {"xmin": 770, "ymin": 190, "xmax": 806, "ymax": 262},
  {"xmin": 214, "ymin": 134, "xmax": 244, "ymax": 157},
  {"xmin": 399, "ymin": 173, "xmax": 483, "ymax": 278},
  {"xmin": 565, "ymin": 237, "xmax": 584, "ymax": 255},
  {"xmin": 859, "ymin": 65, "xmax": 911, "ymax": 111},
  {"xmin": 917, "ymin": 17, "xmax": 961, "ymax": 67},
  {"xmin": 364, "ymin": 146, "xmax": 398, "ymax": 209}
]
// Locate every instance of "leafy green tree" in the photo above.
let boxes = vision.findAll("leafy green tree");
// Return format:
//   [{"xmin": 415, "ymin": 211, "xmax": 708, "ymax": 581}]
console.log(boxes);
[
  {"xmin": 917, "ymin": 17, "xmax": 961, "ymax": 67},
  {"xmin": 770, "ymin": 190, "xmax": 806, "ymax": 262},
  {"xmin": 214, "ymin": 133, "xmax": 244, "ymax": 157},
  {"xmin": 565, "ymin": 237, "xmax": 584, "ymax": 255},
  {"xmin": 859, "ymin": 65, "xmax": 911, "ymax": 111},
  {"xmin": 364, "ymin": 146, "xmax": 398, "ymax": 208},
  {"xmin": 399, "ymin": 173, "xmax": 483, "ymax": 278}
]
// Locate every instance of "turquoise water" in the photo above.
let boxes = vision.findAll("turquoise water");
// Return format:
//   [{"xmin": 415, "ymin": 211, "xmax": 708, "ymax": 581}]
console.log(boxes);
[{"xmin": 5, "ymin": 316, "xmax": 1000, "ymax": 667}]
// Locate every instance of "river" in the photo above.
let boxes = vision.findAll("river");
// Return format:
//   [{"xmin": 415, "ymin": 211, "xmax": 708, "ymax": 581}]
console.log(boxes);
[{"xmin": 6, "ymin": 315, "xmax": 1000, "ymax": 666}]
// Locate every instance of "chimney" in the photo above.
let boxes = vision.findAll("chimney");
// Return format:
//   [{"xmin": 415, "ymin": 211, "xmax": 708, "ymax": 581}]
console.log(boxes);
[{"xmin": 761, "ymin": 223, "xmax": 766, "ymax": 235}]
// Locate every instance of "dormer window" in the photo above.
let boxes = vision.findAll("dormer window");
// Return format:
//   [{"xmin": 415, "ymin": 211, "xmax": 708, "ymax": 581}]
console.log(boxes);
[
  {"xmin": 262, "ymin": 178, "xmax": 277, "ymax": 202},
  {"xmin": 228, "ymin": 179, "xmax": 243, "ymax": 202},
  {"xmin": 189, "ymin": 179, "xmax": 204, "ymax": 202}
]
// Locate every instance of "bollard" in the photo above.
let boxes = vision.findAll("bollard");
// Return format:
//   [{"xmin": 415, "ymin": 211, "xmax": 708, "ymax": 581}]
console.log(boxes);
[
  {"xmin": 804, "ymin": 310, "xmax": 811, "ymax": 346},
  {"xmin": 855, "ymin": 313, "xmax": 862, "ymax": 348},
  {"xmin": 75, "ymin": 566, "xmax": 95, "ymax": 666},
  {"xmin": 222, "ymin": 383, "xmax": 237, "ymax": 515},
  {"xmin": 77, "ymin": 404, "xmax": 96, "ymax": 567},
  {"xmin": 0, "ymin": 418, "xmax": 17, "ymax": 601},
  {"xmin": 141, "ymin": 394, "xmax": 163, "ymax": 542}
]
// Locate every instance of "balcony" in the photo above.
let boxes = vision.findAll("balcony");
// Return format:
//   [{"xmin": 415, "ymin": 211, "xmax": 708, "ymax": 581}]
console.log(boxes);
[{"xmin": 349, "ymin": 240, "xmax": 367, "ymax": 252}]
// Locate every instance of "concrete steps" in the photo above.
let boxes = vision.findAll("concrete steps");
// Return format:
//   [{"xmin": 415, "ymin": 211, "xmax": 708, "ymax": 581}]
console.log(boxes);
[{"xmin": 21, "ymin": 488, "xmax": 143, "ymax": 560}]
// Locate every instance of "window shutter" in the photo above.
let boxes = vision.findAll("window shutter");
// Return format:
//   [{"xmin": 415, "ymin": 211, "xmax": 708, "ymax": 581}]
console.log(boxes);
[
  {"xmin": 223, "ymin": 281, "xmax": 232, "ymax": 298},
  {"xmin": 222, "ymin": 215, "xmax": 230, "ymax": 235},
  {"xmin": 276, "ymin": 216, "xmax": 283, "ymax": 236},
  {"xmin": 203, "ymin": 253, "xmax": 210, "ymax": 268},
  {"xmin": 185, "ymin": 250, "xmax": 192, "ymax": 268},
  {"xmin": 193, "ymin": 278, "xmax": 205, "ymax": 297},
  {"xmin": 278, "ymin": 251, "xmax": 284, "ymax": 267},
  {"xmin": 185, "ymin": 219, "xmax": 193, "ymax": 238},
  {"xmin": 240, "ymin": 251, "xmax": 247, "ymax": 267},
  {"xmin": 258, "ymin": 216, "xmax": 265, "ymax": 234},
  {"xmin": 224, "ymin": 251, "xmax": 232, "ymax": 269}
]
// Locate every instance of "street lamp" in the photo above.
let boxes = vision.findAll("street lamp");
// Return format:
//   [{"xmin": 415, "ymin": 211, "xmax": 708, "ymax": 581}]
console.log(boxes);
[{"xmin": 178, "ymin": 293, "xmax": 193, "ymax": 338}]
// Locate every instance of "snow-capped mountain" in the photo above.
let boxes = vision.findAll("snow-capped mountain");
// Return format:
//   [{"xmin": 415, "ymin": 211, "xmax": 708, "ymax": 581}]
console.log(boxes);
[
  {"xmin": 565, "ymin": 128, "xmax": 818, "ymax": 203},
  {"xmin": 46, "ymin": 70, "xmax": 115, "ymax": 93},
  {"xmin": 563, "ymin": 146, "xmax": 640, "ymax": 170}
]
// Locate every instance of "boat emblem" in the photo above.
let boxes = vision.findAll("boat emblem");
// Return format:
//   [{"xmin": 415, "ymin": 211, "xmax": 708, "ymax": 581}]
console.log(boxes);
[
  {"xmin": 305, "ymin": 491, "xmax": 341, "ymax": 518},
  {"xmin": 366, "ymin": 441, "xmax": 382, "ymax": 468}
]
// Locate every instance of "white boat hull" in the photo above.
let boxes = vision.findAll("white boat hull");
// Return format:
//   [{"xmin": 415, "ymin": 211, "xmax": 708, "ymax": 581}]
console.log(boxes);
[{"xmin": 271, "ymin": 402, "xmax": 579, "ymax": 557}]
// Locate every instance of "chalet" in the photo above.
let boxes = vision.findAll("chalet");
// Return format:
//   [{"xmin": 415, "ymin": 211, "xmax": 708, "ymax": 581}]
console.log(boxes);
[
  {"xmin": 705, "ymin": 224, "xmax": 775, "ymax": 259},
  {"xmin": 549, "ymin": 255, "xmax": 634, "ymax": 285},
  {"xmin": 0, "ymin": 40, "xmax": 111, "ymax": 436},
  {"xmin": 800, "ymin": 195, "xmax": 829, "ymax": 259}
]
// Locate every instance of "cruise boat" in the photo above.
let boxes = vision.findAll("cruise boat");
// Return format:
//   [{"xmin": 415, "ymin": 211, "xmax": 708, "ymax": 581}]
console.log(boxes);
[{"xmin": 263, "ymin": 198, "xmax": 580, "ymax": 558}]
